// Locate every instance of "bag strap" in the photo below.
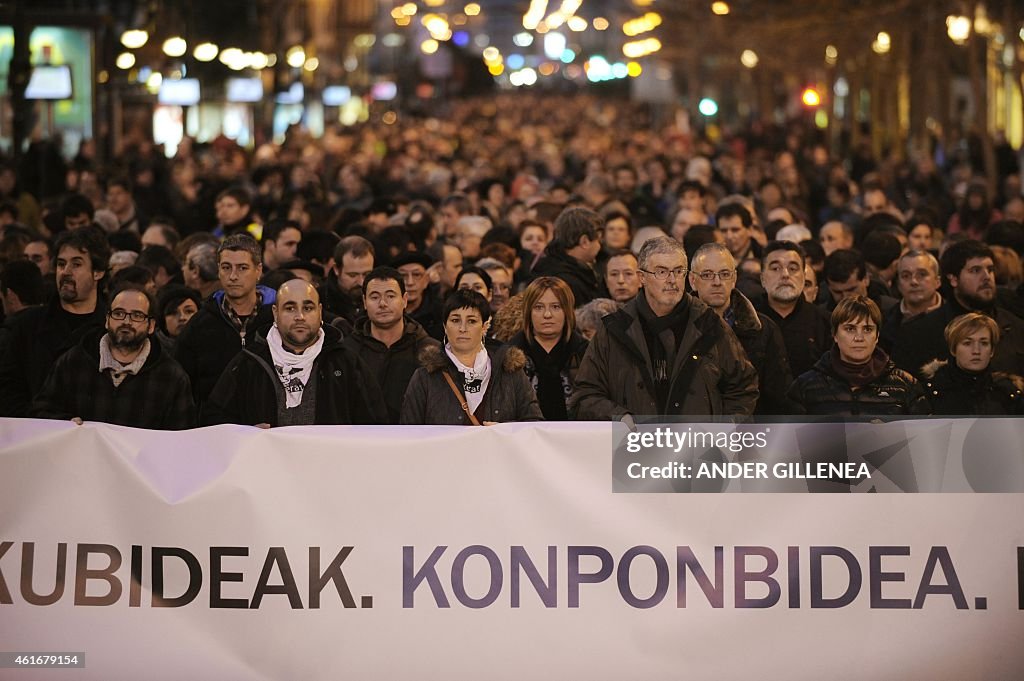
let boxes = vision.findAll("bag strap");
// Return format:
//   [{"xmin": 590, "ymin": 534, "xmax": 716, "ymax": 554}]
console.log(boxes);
[{"xmin": 442, "ymin": 371, "xmax": 483, "ymax": 426}]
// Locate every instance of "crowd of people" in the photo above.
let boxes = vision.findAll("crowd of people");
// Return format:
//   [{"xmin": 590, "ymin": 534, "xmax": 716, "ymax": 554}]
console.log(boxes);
[{"xmin": 1, "ymin": 93, "xmax": 1022, "ymax": 429}]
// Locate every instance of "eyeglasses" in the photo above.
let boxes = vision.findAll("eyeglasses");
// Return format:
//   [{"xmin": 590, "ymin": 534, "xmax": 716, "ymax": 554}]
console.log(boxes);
[
  {"xmin": 640, "ymin": 267, "xmax": 688, "ymax": 280},
  {"xmin": 695, "ymin": 269, "xmax": 736, "ymax": 282},
  {"xmin": 109, "ymin": 309, "xmax": 150, "ymax": 323}
]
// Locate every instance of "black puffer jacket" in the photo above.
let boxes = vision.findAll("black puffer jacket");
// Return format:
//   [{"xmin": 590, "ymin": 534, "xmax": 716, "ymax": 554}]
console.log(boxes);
[
  {"xmin": 401, "ymin": 343, "xmax": 543, "ymax": 425},
  {"xmin": 920, "ymin": 360, "xmax": 1024, "ymax": 415},
  {"xmin": 788, "ymin": 350, "xmax": 929, "ymax": 417},
  {"xmin": 726, "ymin": 290, "xmax": 797, "ymax": 415},
  {"xmin": 342, "ymin": 316, "xmax": 440, "ymax": 423}
]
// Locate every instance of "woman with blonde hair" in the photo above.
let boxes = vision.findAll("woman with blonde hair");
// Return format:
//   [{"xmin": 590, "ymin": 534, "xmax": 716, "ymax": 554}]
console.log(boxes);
[
  {"xmin": 921, "ymin": 313, "xmax": 1024, "ymax": 415},
  {"xmin": 509, "ymin": 277, "xmax": 589, "ymax": 420}
]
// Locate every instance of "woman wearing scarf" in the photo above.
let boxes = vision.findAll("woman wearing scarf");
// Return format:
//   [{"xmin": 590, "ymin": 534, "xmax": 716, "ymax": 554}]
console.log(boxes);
[
  {"xmin": 509, "ymin": 277, "xmax": 588, "ymax": 421},
  {"xmin": 788, "ymin": 296, "xmax": 929, "ymax": 416},
  {"xmin": 401, "ymin": 289, "xmax": 542, "ymax": 425},
  {"xmin": 921, "ymin": 313, "xmax": 1024, "ymax": 415}
]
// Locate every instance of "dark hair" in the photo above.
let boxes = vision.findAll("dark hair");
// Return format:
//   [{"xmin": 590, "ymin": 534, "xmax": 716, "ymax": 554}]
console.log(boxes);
[
  {"xmin": 800, "ymin": 239, "xmax": 826, "ymax": 267},
  {"xmin": 155, "ymin": 284, "xmax": 201, "ymax": 334},
  {"xmin": 823, "ymin": 248, "xmax": 866, "ymax": 283},
  {"xmin": 60, "ymin": 192, "xmax": 95, "ymax": 221},
  {"xmin": 106, "ymin": 283, "xmax": 156, "ymax": 318},
  {"xmin": 108, "ymin": 230, "xmax": 143, "ymax": 254},
  {"xmin": 217, "ymin": 186, "xmax": 252, "ymax": 207},
  {"xmin": 363, "ymin": 266, "xmax": 406, "ymax": 296},
  {"xmin": 761, "ymin": 240, "xmax": 806, "ymax": 269},
  {"xmin": 0, "ymin": 201, "xmax": 16, "ymax": 220},
  {"xmin": 333, "ymin": 235, "xmax": 375, "ymax": 266},
  {"xmin": 137, "ymin": 245, "xmax": 182, "ymax": 278},
  {"xmin": 108, "ymin": 265, "xmax": 154, "ymax": 291},
  {"xmin": 443, "ymin": 288, "xmax": 491, "ymax": 323},
  {"xmin": 441, "ymin": 193, "xmax": 472, "ymax": 217},
  {"xmin": 861, "ymin": 231, "xmax": 902, "ymax": 270},
  {"xmin": 715, "ymin": 203, "xmax": 753, "ymax": 228},
  {"xmin": 858, "ymin": 212, "xmax": 904, "ymax": 246},
  {"xmin": 259, "ymin": 269, "xmax": 297, "ymax": 292},
  {"xmin": 54, "ymin": 226, "xmax": 110, "ymax": 273},
  {"xmin": 677, "ymin": 180, "xmax": 706, "ymax": 197},
  {"xmin": 218, "ymin": 233, "xmax": 261, "ymax": 267},
  {"xmin": 480, "ymin": 225, "xmax": 519, "ymax": 250},
  {"xmin": 682, "ymin": 225, "xmax": 720, "ymax": 265},
  {"xmin": 831, "ymin": 295, "xmax": 881, "ymax": 334},
  {"xmin": 985, "ymin": 220, "xmax": 1024, "ymax": 258},
  {"xmin": 105, "ymin": 176, "xmax": 133, "ymax": 194},
  {"xmin": 940, "ymin": 239, "xmax": 994, "ymax": 280},
  {"xmin": 454, "ymin": 265, "xmax": 493, "ymax": 294},
  {"xmin": 552, "ymin": 206, "xmax": 602, "ymax": 250},
  {"xmin": 296, "ymin": 229, "xmax": 340, "ymax": 266},
  {"xmin": 262, "ymin": 218, "xmax": 302, "ymax": 246},
  {"xmin": 604, "ymin": 210, "xmax": 633, "ymax": 234},
  {"xmin": 0, "ymin": 259, "xmax": 44, "ymax": 305}
]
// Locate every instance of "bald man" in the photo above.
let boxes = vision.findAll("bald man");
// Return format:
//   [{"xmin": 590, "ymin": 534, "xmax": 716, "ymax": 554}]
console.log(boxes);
[{"xmin": 203, "ymin": 279, "xmax": 387, "ymax": 426}]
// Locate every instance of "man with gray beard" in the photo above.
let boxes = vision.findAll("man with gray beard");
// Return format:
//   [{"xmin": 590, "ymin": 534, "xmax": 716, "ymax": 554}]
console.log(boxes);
[{"xmin": 755, "ymin": 241, "xmax": 832, "ymax": 378}]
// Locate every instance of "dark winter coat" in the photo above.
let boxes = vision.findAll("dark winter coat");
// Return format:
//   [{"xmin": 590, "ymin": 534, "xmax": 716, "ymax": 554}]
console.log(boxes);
[
  {"xmin": 342, "ymin": 316, "xmax": 440, "ymax": 423},
  {"xmin": 569, "ymin": 294, "xmax": 759, "ymax": 419},
  {"xmin": 725, "ymin": 290, "xmax": 797, "ymax": 415},
  {"xmin": 509, "ymin": 331, "xmax": 589, "ymax": 421},
  {"xmin": 174, "ymin": 286, "xmax": 276, "ymax": 406},
  {"xmin": 756, "ymin": 295, "xmax": 833, "ymax": 379},
  {"xmin": 920, "ymin": 360, "xmax": 1024, "ymax": 416},
  {"xmin": 787, "ymin": 350, "xmax": 929, "ymax": 417},
  {"xmin": 0, "ymin": 296, "xmax": 107, "ymax": 417},
  {"xmin": 31, "ymin": 328, "xmax": 195, "ymax": 430},
  {"xmin": 202, "ymin": 325, "xmax": 387, "ymax": 426},
  {"xmin": 530, "ymin": 250, "xmax": 601, "ymax": 306},
  {"xmin": 400, "ymin": 343, "xmax": 543, "ymax": 425},
  {"xmin": 892, "ymin": 300, "xmax": 1024, "ymax": 377}
]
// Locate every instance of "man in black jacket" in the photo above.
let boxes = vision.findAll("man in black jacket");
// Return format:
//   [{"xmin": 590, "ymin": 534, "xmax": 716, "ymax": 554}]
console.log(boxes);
[
  {"xmin": 204, "ymin": 279, "xmax": 386, "ymax": 426},
  {"xmin": 343, "ymin": 267, "xmax": 439, "ymax": 423},
  {"xmin": 32, "ymin": 287, "xmax": 195, "ymax": 429},
  {"xmin": 689, "ymin": 243, "xmax": 795, "ymax": 415},
  {"xmin": 531, "ymin": 206, "xmax": 602, "ymax": 306},
  {"xmin": 175, "ymin": 233, "xmax": 275, "ymax": 406},
  {"xmin": 755, "ymin": 241, "xmax": 833, "ymax": 378},
  {"xmin": 0, "ymin": 227, "xmax": 109, "ymax": 416}
]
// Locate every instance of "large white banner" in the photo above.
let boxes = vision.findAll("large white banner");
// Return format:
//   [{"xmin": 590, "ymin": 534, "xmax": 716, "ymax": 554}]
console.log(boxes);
[{"xmin": 0, "ymin": 419, "xmax": 1022, "ymax": 679}]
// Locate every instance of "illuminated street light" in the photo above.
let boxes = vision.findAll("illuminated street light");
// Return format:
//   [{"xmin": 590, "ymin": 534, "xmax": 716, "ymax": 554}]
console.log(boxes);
[
  {"xmin": 946, "ymin": 15, "xmax": 970, "ymax": 44},
  {"xmin": 740, "ymin": 49, "xmax": 758, "ymax": 68},
  {"xmin": 193, "ymin": 42, "xmax": 218, "ymax": 62},
  {"xmin": 115, "ymin": 52, "xmax": 136, "ymax": 70},
  {"xmin": 711, "ymin": 2, "xmax": 730, "ymax": 16},
  {"xmin": 801, "ymin": 87, "xmax": 821, "ymax": 107},
  {"xmin": 421, "ymin": 39, "xmax": 439, "ymax": 54},
  {"xmin": 871, "ymin": 31, "xmax": 891, "ymax": 54},
  {"xmin": 825, "ymin": 44, "xmax": 838, "ymax": 64},
  {"xmin": 303, "ymin": 57, "xmax": 319, "ymax": 71},
  {"xmin": 698, "ymin": 98, "xmax": 718, "ymax": 116},
  {"xmin": 162, "ymin": 37, "xmax": 187, "ymax": 58},
  {"xmin": 121, "ymin": 30, "xmax": 148, "ymax": 49},
  {"xmin": 567, "ymin": 16, "xmax": 587, "ymax": 32},
  {"xmin": 464, "ymin": 3, "xmax": 481, "ymax": 16},
  {"xmin": 593, "ymin": 17, "xmax": 609, "ymax": 31},
  {"xmin": 286, "ymin": 46, "xmax": 306, "ymax": 68}
]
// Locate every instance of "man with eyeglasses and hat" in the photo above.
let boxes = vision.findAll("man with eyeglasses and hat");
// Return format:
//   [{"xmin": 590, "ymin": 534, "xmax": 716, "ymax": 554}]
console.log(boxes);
[
  {"xmin": 571, "ymin": 236, "xmax": 758, "ymax": 424},
  {"xmin": 31, "ymin": 285, "xmax": 195, "ymax": 429},
  {"xmin": 688, "ymin": 242, "xmax": 795, "ymax": 415}
]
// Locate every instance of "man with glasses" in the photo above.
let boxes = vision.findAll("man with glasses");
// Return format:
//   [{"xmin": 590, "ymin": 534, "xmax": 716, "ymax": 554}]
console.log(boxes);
[
  {"xmin": 32, "ymin": 286, "xmax": 195, "ymax": 429},
  {"xmin": 688, "ymin": 243, "xmax": 794, "ymax": 414},
  {"xmin": 571, "ymin": 236, "xmax": 757, "ymax": 422}
]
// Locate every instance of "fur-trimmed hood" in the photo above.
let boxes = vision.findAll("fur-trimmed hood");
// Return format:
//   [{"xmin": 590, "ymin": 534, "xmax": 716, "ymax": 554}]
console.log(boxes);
[
  {"xmin": 729, "ymin": 289, "xmax": 763, "ymax": 334},
  {"xmin": 919, "ymin": 359, "xmax": 947, "ymax": 379},
  {"xmin": 418, "ymin": 342, "xmax": 527, "ymax": 374},
  {"xmin": 921, "ymin": 358, "xmax": 1024, "ymax": 392}
]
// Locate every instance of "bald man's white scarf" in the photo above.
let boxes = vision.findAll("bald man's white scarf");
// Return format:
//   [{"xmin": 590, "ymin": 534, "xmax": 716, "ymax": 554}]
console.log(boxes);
[{"xmin": 267, "ymin": 326, "xmax": 325, "ymax": 408}]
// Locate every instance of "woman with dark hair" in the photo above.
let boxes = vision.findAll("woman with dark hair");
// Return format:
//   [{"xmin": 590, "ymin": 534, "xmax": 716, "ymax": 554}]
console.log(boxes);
[
  {"xmin": 454, "ymin": 265, "xmax": 493, "ymax": 302},
  {"xmin": 788, "ymin": 296, "xmax": 929, "ymax": 416},
  {"xmin": 921, "ymin": 313, "xmax": 1024, "ymax": 415},
  {"xmin": 947, "ymin": 181, "xmax": 1001, "ymax": 240},
  {"xmin": 401, "ymin": 290, "xmax": 542, "ymax": 425},
  {"xmin": 154, "ymin": 284, "xmax": 201, "ymax": 355},
  {"xmin": 510, "ymin": 277, "xmax": 589, "ymax": 421}
]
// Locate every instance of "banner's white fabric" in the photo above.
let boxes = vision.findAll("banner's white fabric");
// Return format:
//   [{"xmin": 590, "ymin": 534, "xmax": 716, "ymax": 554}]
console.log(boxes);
[{"xmin": 1, "ymin": 419, "xmax": 1022, "ymax": 680}]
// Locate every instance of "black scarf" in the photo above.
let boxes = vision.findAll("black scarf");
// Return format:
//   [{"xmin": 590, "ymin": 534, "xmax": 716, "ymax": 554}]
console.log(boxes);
[
  {"xmin": 635, "ymin": 293, "xmax": 691, "ymax": 410},
  {"xmin": 524, "ymin": 337, "xmax": 572, "ymax": 420},
  {"xmin": 830, "ymin": 347, "xmax": 890, "ymax": 388}
]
